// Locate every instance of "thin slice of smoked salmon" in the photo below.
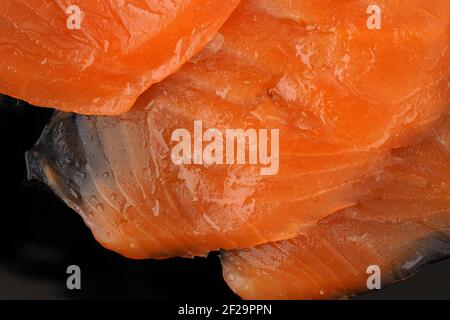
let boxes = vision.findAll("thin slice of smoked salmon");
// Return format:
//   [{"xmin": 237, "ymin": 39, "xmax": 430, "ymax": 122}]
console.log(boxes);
[
  {"xmin": 0, "ymin": 0, "xmax": 241, "ymax": 115},
  {"xmin": 26, "ymin": 0, "xmax": 449, "ymax": 259},
  {"xmin": 222, "ymin": 115, "xmax": 450, "ymax": 300}
]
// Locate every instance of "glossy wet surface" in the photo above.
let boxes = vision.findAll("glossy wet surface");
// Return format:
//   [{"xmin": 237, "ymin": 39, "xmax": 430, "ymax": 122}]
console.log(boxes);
[{"xmin": 1, "ymin": 95, "xmax": 449, "ymax": 300}]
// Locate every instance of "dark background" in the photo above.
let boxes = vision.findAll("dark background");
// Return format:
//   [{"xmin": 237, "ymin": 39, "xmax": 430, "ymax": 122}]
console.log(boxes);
[{"xmin": 1, "ymin": 95, "xmax": 450, "ymax": 300}]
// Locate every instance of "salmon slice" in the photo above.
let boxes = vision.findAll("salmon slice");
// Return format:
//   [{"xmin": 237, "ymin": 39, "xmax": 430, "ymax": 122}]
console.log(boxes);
[
  {"xmin": 222, "ymin": 114, "xmax": 450, "ymax": 300},
  {"xmin": 0, "ymin": 0, "xmax": 241, "ymax": 115},
  {"xmin": 26, "ymin": 0, "xmax": 449, "ymax": 259}
]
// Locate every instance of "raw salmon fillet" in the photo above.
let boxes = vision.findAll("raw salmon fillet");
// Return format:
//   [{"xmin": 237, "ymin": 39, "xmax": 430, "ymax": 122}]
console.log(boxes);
[
  {"xmin": 26, "ymin": 0, "xmax": 449, "ymax": 259},
  {"xmin": 0, "ymin": 0, "xmax": 240, "ymax": 115},
  {"xmin": 222, "ymin": 115, "xmax": 450, "ymax": 300}
]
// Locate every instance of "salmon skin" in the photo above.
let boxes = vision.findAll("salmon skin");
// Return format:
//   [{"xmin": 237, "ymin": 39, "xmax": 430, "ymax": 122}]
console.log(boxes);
[
  {"xmin": 26, "ymin": 0, "xmax": 449, "ymax": 259},
  {"xmin": 0, "ymin": 0, "xmax": 241, "ymax": 115},
  {"xmin": 222, "ymin": 114, "xmax": 450, "ymax": 300}
]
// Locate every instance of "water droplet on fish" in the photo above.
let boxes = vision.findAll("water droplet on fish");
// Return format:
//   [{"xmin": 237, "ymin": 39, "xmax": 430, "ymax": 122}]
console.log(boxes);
[
  {"xmin": 152, "ymin": 200, "xmax": 160, "ymax": 217},
  {"xmin": 69, "ymin": 187, "xmax": 79, "ymax": 199},
  {"xmin": 404, "ymin": 110, "xmax": 418, "ymax": 124}
]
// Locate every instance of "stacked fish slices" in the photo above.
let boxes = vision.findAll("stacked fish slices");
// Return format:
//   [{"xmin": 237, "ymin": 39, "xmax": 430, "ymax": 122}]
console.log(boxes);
[{"xmin": 2, "ymin": 0, "xmax": 450, "ymax": 299}]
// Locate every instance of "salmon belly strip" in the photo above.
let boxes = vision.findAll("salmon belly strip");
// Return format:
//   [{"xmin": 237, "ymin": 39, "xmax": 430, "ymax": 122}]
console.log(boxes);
[
  {"xmin": 26, "ymin": 0, "xmax": 450, "ymax": 259},
  {"xmin": 222, "ymin": 115, "xmax": 450, "ymax": 300},
  {"xmin": 0, "ymin": 0, "xmax": 241, "ymax": 115}
]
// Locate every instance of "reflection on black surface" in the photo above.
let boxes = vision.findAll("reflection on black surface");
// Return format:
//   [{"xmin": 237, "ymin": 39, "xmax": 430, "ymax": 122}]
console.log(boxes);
[{"xmin": 0, "ymin": 95, "xmax": 449, "ymax": 300}]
